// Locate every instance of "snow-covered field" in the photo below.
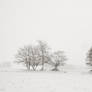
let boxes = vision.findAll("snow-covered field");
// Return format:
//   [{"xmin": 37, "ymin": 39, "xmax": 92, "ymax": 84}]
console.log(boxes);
[{"xmin": 0, "ymin": 66, "xmax": 92, "ymax": 92}]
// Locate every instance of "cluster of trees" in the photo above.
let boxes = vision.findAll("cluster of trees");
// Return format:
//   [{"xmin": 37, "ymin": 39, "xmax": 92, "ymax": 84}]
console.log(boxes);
[
  {"xmin": 15, "ymin": 40, "xmax": 67, "ymax": 71},
  {"xmin": 15, "ymin": 40, "xmax": 92, "ymax": 72}
]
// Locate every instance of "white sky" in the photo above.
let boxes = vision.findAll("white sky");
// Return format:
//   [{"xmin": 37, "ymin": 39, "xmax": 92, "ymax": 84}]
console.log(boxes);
[{"xmin": 0, "ymin": 0, "xmax": 92, "ymax": 66}]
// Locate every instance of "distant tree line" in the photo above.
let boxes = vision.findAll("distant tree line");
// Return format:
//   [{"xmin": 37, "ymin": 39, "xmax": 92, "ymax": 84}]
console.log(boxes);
[{"xmin": 15, "ymin": 40, "xmax": 67, "ymax": 71}]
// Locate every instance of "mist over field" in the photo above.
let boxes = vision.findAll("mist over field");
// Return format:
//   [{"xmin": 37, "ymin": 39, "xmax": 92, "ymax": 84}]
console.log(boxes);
[
  {"xmin": 0, "ymin": 0, "xmax": 92, "ymax": 66},
  {"xmin": 0, "ymin": 0, "xmax": 92, "ymax": 92}
]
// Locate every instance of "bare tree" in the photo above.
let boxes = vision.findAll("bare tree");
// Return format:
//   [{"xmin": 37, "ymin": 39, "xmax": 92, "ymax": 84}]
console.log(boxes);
[
  {"xmin": 15, "ymin": 40, "xmax": 67, "ymax": 71},
  {"xmin": 51, "ymin": 51, "xmax": 67, "ymax": 71},
  {"xmin": 30, "ymin": 46, "xmax": 41, "ymax": 71},
  {"xmin": 15, "ymin": 45, "xmax": 41, "ymax": 71},
  {"xmin": 37, "ymin": 40, "xmax": 50, "ymax": 71},
  {"xmin": 15, "ymin": 45, "xmax": 32, "ymax": 70}
]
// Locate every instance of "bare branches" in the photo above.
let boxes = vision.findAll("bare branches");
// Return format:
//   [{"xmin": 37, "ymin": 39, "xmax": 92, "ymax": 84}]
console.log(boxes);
[
  {"xmin": 51, "ymin": 51, "xmax": 67, "ymax": 71},
  {"xmin": 37, "ymin": 40, "xmax": 50, "ymax": 71},
  {"xmin": 15, "ymin": 40, "xmax": 67, "ymax": 71}
]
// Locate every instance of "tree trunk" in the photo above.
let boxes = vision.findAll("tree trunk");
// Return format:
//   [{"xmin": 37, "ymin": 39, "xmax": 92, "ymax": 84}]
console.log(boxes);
[
  {"xmin": 52, "ymin": 66, "xmax": 59, "ymax": 71},
  {"xmin": 41, "ymin": 64, "xmax": 44, "ymax": 71},
  {"xmin": 32, "ymin": 66, "xmax": 36, "ymax": 71},
  {"xmin": 26, "ymin": 64, "xmax": 30, "ymax": 71},
  {"xmin": 41, "ymin": 56, "xmax": 45, "ymax": 71},
  {"xmin": 41, "ymin": 58, "xmax": 44, "ymax": 71}
]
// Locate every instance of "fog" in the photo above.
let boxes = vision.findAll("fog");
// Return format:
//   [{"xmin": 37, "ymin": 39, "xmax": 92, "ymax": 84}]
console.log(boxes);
[{"xmin": 0, "ymin": 0, "xmax": 92, "ymax": 66}]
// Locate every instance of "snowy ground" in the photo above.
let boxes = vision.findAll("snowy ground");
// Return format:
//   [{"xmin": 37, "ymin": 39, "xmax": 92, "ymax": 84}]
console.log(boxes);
[{"xmin": 0, "ymin": 66, "xmax": 92, "ymax": 92}]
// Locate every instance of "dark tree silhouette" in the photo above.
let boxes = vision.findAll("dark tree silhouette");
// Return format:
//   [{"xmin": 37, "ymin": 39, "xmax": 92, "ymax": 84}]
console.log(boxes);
[{"xmin": 86, "ymin": 47, "xmax": 92, "ymax": 67}]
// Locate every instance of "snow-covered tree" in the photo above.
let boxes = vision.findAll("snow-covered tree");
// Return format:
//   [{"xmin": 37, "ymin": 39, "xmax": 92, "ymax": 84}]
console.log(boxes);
[
  {"xmin": 51, "ymin": 51, "xmax": 67, "ymax": 71},
  {"xmin": 37, "ymin": 40, "xmax": 50, "ymax": 71},
  {"xmin": 15, "ymin": 40, "xmax": 67, "ymax": 71},
  {"xmin": 15, "ymin": 45, "xmax": 40, "ymax": 71}
]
